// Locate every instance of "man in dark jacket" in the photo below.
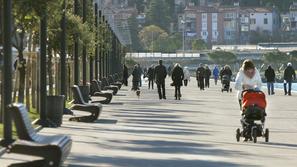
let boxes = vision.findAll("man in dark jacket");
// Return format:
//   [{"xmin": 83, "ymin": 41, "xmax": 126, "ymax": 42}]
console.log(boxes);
[
  {"xmin": 196, "ymin": 64, "xmax": 205, "ymax": 90},
  {"xmin": 123, "ymin": 65, "xmax": 128, "ymax": 86},
  {"xmin": 265, "ymin": 65, "xmax": 275, "ymax": 95},
  {"xmin": 171, "ymin": 63, "xmax": 184, "ymax": 100},
  {"xmin": 204, "ymin": 65, "xmax": 211, "ymax": 88},
  {"xmin": 147, "ymin": 65, "xmax": 155, "ymax": 89},
  {"xmin": 132, "ymin": 65, "xmax": 141, "ymax": 91},
  {"xmin": 284, "ymin": 62, "xmax": 296, "ymax": 96},
  {"xmin": 154, "ymin": 60, "xmax": 167, "ymax": 99}
]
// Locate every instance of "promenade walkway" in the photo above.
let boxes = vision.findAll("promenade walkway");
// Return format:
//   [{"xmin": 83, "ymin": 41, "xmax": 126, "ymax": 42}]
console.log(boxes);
[{"xmin": 2, "ymin": 78, "xmax": 297, "ymax": 167}]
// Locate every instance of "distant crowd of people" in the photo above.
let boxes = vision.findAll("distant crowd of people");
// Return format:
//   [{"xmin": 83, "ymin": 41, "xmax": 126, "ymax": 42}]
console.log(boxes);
[{"xmin": 122, "ymin": 60, "xmax": 296, "ymax": 100}]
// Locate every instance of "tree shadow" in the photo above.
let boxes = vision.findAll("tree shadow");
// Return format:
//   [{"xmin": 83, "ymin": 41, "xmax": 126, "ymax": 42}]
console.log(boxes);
[
  {"xmin": 66, "ymin": 154, "xmax": 259, "ymax": 167},
  {"xmin": 260, "ymin": 142, "xmax": 297, "ymax": 149},
  {"xmin": 94, "ymin": 119, "xmax": 118, "ymax": 124}
]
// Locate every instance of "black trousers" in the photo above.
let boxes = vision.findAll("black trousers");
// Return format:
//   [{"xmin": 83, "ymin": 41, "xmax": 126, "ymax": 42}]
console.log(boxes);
[
  {"xmin": 132, "ymin": 81, "xmax": 139, "ymax": 91},
  {"xmin": 123, "ymin": 77, "xmax": 128, "ymax": 86},
  {"xmin": 284, "ymin": 81, "xmax": 292, "ymax": 95},
  {"xmin": 205, "ymin": 77, "xmax": 210, "ymax": 88},
  {"xmin": 175, "ymin": 86, "xmax": 181, "ymax": 99},
  {"xmin": 148, "ymin": 80, "xmax": 154, "ymax": 89},
  {"xmin": 198, "ymin": 78, "xmax": 204, "ymax": 90},
  {"xmin": 139, "ymin": 77, "xmax": 142, "ymax": 87},
  {"xmin": 157, "ymin": 82, "xmax": 166, "ymax": 99},
  {"xmin": 184, "ymin": 80, "xmax": 188, "ymax": 86}
]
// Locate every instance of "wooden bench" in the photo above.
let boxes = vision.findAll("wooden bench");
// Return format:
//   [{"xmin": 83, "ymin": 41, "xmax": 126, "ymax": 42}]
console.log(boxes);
[
  {"xmin": 90, "ymin": 80, "xmax": 113, "ymax": 104},
  {"xmin": 9, "ymin": 104, "xmax": 72, "ymax": 166},
  {"xmin": 101, "ymin": 78, "xmax": 119, "ymax": 95},
  {"xmin": 70, "ymin": 85, "xmax": 102, "ymax": 122}
]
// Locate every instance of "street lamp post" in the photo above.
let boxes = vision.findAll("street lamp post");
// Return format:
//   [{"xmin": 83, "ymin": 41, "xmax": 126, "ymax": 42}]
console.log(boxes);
[
  {"xmin": 82, "ymin": 0, "xmax": 87, "ymax": 85},
  {"xmin": 60, "ymin": 0, "xmax": 67, "ymax": 99},
  {"xmin": 39, "ymin": 3, "xmax": 49, "ymax": 127},
  {"xmin": 181, "ymin": 19, "xmax": 185, "ymax": 57},
  {"xmin": 74, "ymin": 0, "xmax": 79, "ymax": 85},
  {"xmin": 1, "ymin": 0, "xmax": 13, "ymax": 146}
]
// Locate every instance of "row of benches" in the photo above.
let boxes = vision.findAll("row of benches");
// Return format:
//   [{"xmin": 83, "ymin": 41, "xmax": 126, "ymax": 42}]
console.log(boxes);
[{"xmin": 1, "ymin": 74, "xmax": 123, "ymax": 166}]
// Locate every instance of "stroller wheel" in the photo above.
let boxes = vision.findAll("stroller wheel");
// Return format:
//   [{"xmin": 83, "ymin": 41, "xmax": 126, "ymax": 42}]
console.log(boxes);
[
  {"xmin": 236, "ymin": 128, "xmax": 241, "ymax": 142},
  {"xmin": 265, "ymin": 129, "xmax": 269, "ymax": 142}
]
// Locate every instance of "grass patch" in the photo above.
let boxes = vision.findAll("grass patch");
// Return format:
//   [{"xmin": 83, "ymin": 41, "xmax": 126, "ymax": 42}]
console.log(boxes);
[{"xmin": 0, "ymin": 106, "xmax": 40, "ymax": 144}]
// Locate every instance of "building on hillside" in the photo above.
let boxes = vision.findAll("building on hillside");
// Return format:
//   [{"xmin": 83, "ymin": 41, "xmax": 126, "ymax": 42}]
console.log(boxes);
[
  {"xmin": 97, "ymin": 0, "xmax": 136, "ymax": 46},
  {"xmin": 289, "ymin": 2, "xmax": 297, "ymax": 31},
  {"xmin": 178, "ymin": 3, "xmax": 280, "ymax": 46},
  {"xmin": 248, "ymin": 7, "xmax": 279, "ymax": 34}
]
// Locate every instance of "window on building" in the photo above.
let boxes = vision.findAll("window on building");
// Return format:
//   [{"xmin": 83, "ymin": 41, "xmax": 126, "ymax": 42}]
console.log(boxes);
[
  {"xmin": 202, "ymin": 13, "xmax": 207, "ymax": 19},
  {"xmin": 212, "ymin": 13, "xmax": 217, "ymax": 21},
  {"xmin": 226, "ymin": 31, "xmax": 231, "ymax": 36},
  {"xmin": 202, "ymin": 23, "xmax": 207, "ymax": 30},
  {"xmin": 264, "ymin": 18, "xmax": 268, "ymax": 24},
  {"xmin": 250, "ymin": 18, "xmax": 256, "ymax": 25},
  {"xmin": 241, "ymin": 25, "xmax": 249, "ymax": 32}
]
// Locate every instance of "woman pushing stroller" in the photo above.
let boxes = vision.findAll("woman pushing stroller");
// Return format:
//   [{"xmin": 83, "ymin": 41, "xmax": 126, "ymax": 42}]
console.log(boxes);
[{"xmin": 235, "ymin": 60, "xmax": 269, "ymax": 143}]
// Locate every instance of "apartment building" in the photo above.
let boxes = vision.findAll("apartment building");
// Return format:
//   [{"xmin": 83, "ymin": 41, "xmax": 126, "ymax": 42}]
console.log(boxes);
[
  {"xmin": 179, "ymin": 3, "xmax": 280, "ymax": 45},
  {"xmin": 289, "ymin": 2, "xmax": 297, "ymax": 31}
]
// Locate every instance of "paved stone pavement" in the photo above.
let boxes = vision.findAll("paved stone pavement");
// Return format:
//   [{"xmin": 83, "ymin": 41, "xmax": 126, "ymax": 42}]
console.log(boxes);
[{"xmin": 1, "ymin": 78, "xmax": 297, "ymax": 167}]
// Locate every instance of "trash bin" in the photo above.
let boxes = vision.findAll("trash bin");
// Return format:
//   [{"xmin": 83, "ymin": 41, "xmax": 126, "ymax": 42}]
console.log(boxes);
[
  {"xmin": 47, "ymin": 95, "xmax": 65, "ymax": 127},
  {"xmin": 79, "ymin": 85, "xmax": 90, "ymax": 103}
]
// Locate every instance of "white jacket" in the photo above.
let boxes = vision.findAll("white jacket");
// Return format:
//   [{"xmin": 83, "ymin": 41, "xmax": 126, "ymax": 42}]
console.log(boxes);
[
  {"xmin": 183, "ymin": 68, "xmax": 191, "ymax": 81},
  {"xmin": 235, "ymin": 68, "xmax": 262, "ymax": 99}
]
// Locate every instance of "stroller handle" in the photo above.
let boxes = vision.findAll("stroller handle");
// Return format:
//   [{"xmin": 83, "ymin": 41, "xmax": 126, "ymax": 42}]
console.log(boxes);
[{"xmin": 241, "ymin": 89, "xmax": 263, "ymax": 97}]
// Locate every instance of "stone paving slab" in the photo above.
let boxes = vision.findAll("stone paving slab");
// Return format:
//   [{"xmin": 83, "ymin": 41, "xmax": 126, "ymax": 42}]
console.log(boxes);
[{"xmin": 1, "ymin": 78, "xmax": 297, "ymax": 167}]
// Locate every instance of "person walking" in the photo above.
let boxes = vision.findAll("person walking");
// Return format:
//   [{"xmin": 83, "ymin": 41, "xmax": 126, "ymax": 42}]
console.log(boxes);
[
  {"xmin": 220, "ymin": 65, "xmax": 233, "ymax": 80},
  {"xmin": 123, "ymin": 64, "xmax": 128, "ymax": 86},
  {"xmin": 154, "ymin": 60, "xmax": 167, "ymax": 99},
  {"xmin": 204, "ymin": 65, "xmax": 211, "ymax": 88},
  {"xmin": 137, "ymin": 64, "xmax": 143, "ymax": 87},
  {"xmin": 235, "ymin": 60, "xmax": 262, "ymax": 110},
  {"xmin": 213, "ymin": 65, "xmax": 220, "ymax": 85},
  {"xmin": 283, "ymin": 62, "xmax": 296, "ymax": 96},
  {"xmin": 183, "ymin": 66, "xmax": 191, "ymax": 86},
  {"xmin": 264, "ymin": 65, "xmax": 275, "ymax": 95},
  {"xmin": 171, "ymin": 63, "xmax": 184, "ymax": 100},
  {"xmin": 147, "ymin": 65, "xmax": 155, "ymax": 89},
  {"xmin": 196, "ymin": 64, "xmax": 205, "ymax": 90},
  {"xmin": 132, "ymin": 65, "xmax": 141, "ymax": 91},
  {"xmin": 234, "ymin": 59, "xmax": 263, "ymax": 142}
]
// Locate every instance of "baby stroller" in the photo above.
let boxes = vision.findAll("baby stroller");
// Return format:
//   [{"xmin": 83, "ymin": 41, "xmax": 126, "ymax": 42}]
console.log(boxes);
[
  {"xmin": 221, "ymin": 75, "xmax": 232, "ymax": 93},
  {"xmin": 236, "ymin": 89, "xmax": 269, "ymax": 143}
]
